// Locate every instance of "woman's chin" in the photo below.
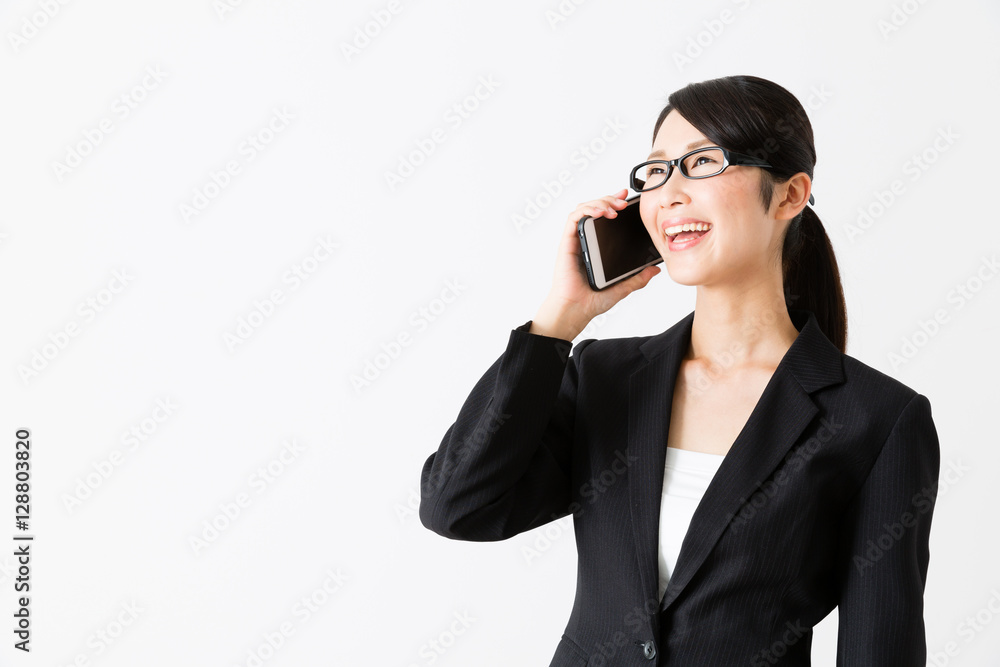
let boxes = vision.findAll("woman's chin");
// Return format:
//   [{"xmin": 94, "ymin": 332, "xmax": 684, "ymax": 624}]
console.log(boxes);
[{"xmin": 662, "ymin": 264, "xmax": 710, "ymax": 287}]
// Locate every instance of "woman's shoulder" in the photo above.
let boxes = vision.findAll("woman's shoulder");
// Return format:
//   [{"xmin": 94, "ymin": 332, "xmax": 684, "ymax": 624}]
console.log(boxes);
[
  {"xmin": 566, "ymin": 332, "xmax": 650, "ymax": 373},
  {"xmin": 568, "ymin": 311, "xmax": 697, "ymax": 364},
  {"xmin": 838, "ymin": 351, "xmax": 926, "ymax": 403}
]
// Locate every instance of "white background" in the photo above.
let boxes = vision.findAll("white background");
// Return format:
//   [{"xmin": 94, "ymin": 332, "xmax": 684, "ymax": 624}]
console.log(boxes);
[{"xmin": 1, "ymin": 0, "xmax": 998, "ymax": 665}]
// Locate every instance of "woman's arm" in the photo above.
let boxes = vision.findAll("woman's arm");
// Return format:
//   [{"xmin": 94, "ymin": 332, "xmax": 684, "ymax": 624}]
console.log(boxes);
[
  {"xmin": 418, "ymin": 321, "xmax": 595, "ymax": 541},
  {"xmin": 835, "ymin": 392, "xmax": 941, "ymax": 665}
]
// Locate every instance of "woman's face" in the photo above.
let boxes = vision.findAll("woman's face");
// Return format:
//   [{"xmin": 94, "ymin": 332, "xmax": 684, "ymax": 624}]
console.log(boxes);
[{"xmin": 640, "ymin": 110, "xmax": 786, "ymax": 288}]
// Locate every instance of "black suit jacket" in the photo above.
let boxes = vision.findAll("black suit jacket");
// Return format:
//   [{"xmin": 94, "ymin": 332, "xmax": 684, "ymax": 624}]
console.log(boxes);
[{"xmin": 419, "ymin": 308, "xmax": 940, "ymax": 666}]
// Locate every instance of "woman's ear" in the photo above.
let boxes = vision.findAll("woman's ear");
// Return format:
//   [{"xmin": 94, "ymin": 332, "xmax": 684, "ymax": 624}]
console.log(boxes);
[{"xmin": 774, "ymin": 172, "xmax": 812, "ymax": 221}]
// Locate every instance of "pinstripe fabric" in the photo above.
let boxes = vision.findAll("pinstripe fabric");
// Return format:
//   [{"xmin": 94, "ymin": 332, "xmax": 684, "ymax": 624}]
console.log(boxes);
[{"xmin": 419, "ymin": 308, "xmax": 940, "ymax": 666}]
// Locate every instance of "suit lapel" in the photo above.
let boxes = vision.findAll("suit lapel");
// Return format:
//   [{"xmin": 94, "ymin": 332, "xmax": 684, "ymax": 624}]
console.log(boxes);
[{"xmin": 625, "ymin": 308, "xmax": 845, "ymax": 615}]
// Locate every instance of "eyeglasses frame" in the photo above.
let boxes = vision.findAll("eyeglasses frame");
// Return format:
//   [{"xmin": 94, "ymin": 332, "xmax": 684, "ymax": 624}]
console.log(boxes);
[{"xmin": 630, "ymin": 146, "xmax": 815, "ymax": 206}]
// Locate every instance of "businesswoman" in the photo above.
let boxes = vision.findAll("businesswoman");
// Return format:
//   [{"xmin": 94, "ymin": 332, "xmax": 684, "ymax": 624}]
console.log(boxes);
[{"xmin": 419, "ymin": 75, "xmax": 940, "ymax": 666}]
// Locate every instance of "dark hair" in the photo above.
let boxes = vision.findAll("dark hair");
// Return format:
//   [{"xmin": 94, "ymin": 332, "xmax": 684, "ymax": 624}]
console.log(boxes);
[{"xmin": 651, "ymin": 75, "xmax": 847, "ymax": 353}]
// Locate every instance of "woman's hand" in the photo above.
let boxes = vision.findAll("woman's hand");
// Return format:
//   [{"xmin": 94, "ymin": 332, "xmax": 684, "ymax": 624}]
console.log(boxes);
[{"xmin": 530, "ymin": 188, "xmax": 662, "ymax": 340}]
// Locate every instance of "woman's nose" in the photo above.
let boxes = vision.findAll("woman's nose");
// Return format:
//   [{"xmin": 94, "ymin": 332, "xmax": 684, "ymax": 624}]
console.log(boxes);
[{"xmin": 652, "ymin": 171, "xmax": 689, "ymax": 207}]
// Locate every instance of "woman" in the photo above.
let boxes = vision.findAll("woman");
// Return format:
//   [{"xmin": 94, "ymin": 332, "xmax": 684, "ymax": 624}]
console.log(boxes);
[{"xmin": 419, "ymin": 75, "xmax": 940, "ymax": 666}]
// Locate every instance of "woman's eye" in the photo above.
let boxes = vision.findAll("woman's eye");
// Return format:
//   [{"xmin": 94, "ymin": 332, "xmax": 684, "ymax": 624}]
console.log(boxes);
[{"xmin": 694, "ymin": 156, "xmax": 716, "ymax": 165}]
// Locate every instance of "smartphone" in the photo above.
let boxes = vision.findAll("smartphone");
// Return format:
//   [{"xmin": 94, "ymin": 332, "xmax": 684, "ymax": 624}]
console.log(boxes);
[{"xmin": 577, "ymin": 193, "xmax": 662, "ymax": 291}]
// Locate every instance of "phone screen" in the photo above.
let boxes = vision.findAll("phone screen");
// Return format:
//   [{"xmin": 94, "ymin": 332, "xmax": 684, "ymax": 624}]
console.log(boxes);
[
  {"xmin": 578, "ymin": 194, "xmax": 662, "ymax": 290},
  {"xmin": 593, "ymin": 202, "xmax": 660, "ymax": 281}
]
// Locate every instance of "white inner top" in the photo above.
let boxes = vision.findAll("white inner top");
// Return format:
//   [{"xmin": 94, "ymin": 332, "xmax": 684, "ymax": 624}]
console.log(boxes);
[{"xmin": 657, "ymin": 446, "xmax": 726, "ymax": 602}]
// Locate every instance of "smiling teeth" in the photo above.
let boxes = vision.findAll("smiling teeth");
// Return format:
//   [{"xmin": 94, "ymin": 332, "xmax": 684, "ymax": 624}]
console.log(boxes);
[{"xmin": 664, "ymin": 222, "xmax": 713, "ymax": 237}]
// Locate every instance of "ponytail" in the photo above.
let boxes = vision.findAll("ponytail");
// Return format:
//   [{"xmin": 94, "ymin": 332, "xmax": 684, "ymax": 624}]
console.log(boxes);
[{"xmin": 782, "ymin": 206, "xmax": 848, "ymax": 353}]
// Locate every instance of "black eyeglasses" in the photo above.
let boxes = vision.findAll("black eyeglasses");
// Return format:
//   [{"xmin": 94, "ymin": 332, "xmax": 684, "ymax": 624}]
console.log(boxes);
[{"xmin": 630, "ymin": 146, "xmax": 815, "ymax": 206}]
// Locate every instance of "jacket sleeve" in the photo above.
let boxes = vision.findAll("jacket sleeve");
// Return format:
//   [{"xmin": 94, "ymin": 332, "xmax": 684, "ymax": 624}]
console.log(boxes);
[
  {"xmin": 835, "ymin": 392, "xmax": 941, "ymax": 666},
  {"xmin": 419, "ymin": 320, "xmax": 596, "ymax": 541}
]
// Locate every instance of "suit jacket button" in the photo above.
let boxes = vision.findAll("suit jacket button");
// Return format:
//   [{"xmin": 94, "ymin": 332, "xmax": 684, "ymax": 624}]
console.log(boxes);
[{"xmin": 642, "ymin": 640, "xmax": 656, "ymax": 659}]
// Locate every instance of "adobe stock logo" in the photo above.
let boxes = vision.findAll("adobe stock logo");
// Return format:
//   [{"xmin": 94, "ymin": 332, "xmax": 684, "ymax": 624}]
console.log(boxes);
[
  {"xmin": 844, "ymin": 126, "xmax": 958, "ymax": 242},
  {"xmin": 179, "ymin": 107, "xmax": 295, "ymax": 224},
  {"xmin": 8, "ymin": 0, "xmax": 74, "ymax": 53},
  {"xmin": 17, "ymin": 269, "xmax": 134, "ymax": 385},
  {"xmin": 188, "ymin": 439, "xmax": 306, "ymax": 556},
  {"xmin": 351, "ymin": 278, "xmax": 467, "ymax": 393},
  {"xmin": 50, "ymin": 65, "xmax": 168, "ymax": 182},
  {"xmin": 383, "ymin": 76, "xmax": 501, "ymax": 192},
  {"xmin": 340, "ymin": 0, "xmax": 411, "ymax": 62},
  {"xmin": 671, "ymin": 0, "xmax": 757, "ymax": 72},
  {"xmin": 224, "ymin": 235, "xmax": 339, "ymax": 352},
  {"xmin": 511, "ymin": 117, "xmax": 628, "ymax": 234},
  {"xmin": 62, "ymin": 398, "xmax": 178, "ymax": 514}
]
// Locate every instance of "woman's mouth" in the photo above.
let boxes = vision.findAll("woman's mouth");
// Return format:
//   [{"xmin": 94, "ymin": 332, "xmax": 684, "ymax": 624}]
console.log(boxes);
[{"xmin": 664, "ymin": 222, "xmax": 712, "ymax": 251}]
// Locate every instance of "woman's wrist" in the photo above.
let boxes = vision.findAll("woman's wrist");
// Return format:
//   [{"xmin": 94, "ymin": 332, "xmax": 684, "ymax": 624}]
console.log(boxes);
[{"xmin": 529, "ymin": 299, "xmax": 585, "ymax": 342}]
